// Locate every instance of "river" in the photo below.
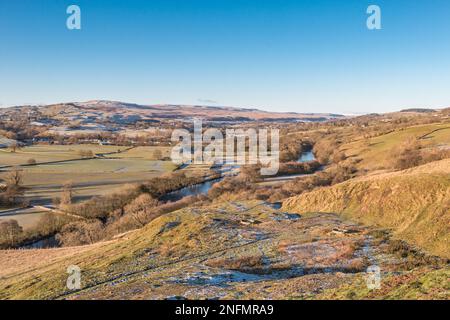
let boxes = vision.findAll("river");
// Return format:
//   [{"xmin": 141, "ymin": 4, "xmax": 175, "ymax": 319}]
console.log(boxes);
[
  {"xmin": 160, "ymin": 178, "xmax": 222, "ymax": 202},
  {"xmin": 162, "ymin": 149, "xmax": 317, "ymax": 201},
  {"xmin": 20, "ymin": 235, "xmax": 59, "ymax": 249},
  {"xmin": 298, "ymin": 149, "xmax": 316, "ymax": 162}
]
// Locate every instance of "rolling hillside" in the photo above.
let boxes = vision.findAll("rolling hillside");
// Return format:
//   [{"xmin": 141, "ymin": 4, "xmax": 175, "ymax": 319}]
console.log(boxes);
[
  {"xmin": 283, "ymin": 159, "xmax": 450, "ymax": 258},
  {"xmin": 340, "ymin": 123, "xmax": 450, "ymax": 171}
]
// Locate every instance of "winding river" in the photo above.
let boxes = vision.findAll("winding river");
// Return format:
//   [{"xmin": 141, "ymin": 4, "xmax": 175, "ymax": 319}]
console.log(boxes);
[{"xmin": 162, "ymin": 149, "xmax": 317, "ymax": 201}]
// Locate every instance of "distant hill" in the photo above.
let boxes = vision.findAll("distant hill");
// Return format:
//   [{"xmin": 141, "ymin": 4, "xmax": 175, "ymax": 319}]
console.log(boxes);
[
  {"xmin": 400, "ymin": 108, "xmax": 436, "ymax": 113},
  {"xmin": 4, "ymin": 100, "xmax": 345, "ymax": 123},
  {"xmin": 75, "ymin": 100, "xmax": 347, "ymax": 122}
]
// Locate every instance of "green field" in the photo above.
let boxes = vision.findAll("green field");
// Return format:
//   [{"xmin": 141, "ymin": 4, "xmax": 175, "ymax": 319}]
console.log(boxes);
[
  {"xmin": 0, "ymin": 144, "xmax": 123, "ymax": 167},
  {"xmin": 0, "ymin": 145, "xmax": 177, "ymax": 205},
  {"xmin": 104, "ymin": 146, "xmax": 173, "ymax": 160},
  {"xmin": 0, "ymin": 208, "xmax": 47, "ymax": 230},
  {"xmin": 342, "ymin": 123, "xmax": 450, "ymax": 170}
]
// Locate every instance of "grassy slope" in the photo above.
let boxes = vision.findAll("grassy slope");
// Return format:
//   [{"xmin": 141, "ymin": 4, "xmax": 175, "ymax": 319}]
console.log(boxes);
[
  {"xmin": 1, "ymin": 199, "xmax": 448, "ymax": 300},
  {"xmin": 283, "ymin": 159, "xmax": 450, "ymax": 258},
  {"xmin": 317, "ymin": 267, "xmax": 450, "ymax": 300},
  {"xmin": 0, "ymin": 201, "xmax": 274, "ymax": 299},
  {"xmin": 341, "ymin": 123, "xmax": 450, "ymax": 171}
]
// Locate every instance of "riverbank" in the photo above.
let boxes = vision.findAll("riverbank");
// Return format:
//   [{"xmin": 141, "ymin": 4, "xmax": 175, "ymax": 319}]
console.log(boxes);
[{"xmin": 162, "ymin": 149, "xmax": 322, "ymax": 201}]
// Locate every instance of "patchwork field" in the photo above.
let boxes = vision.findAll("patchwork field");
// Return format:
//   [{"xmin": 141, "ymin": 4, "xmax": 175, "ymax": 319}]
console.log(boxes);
[
  {"xmin": 0, "ymin": 145, "xmax": 177, "ymax": 207},
  {"xmin": 0, "ymin": 144, "xmax": 123, "ymax": 167}
]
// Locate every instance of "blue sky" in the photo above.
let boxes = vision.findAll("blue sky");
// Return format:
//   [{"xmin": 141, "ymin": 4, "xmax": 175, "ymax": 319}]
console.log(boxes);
[{"xmin": 1, "ymin": 0, "xmax": 450, "ymax": 114}]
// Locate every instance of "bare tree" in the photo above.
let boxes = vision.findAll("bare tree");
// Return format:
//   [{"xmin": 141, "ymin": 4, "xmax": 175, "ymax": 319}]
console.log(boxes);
[
  {"xmin": 60, "ymin": 181, "xmax": 74, "ymax": 207},
  {"xmin": 5, "ymin": 168, "xmax": 23, "ymax": 190},
  {"xmin": 10, "ymin": 141, "xmax": 19, "ymax": 153},
  {"xmin": 125, "ymin": 193, "xmax": 159, "ymax": 227},
  {"xmin": 153, "ymin": 149, "xmax": 163, "ymax": 160},
  {"xmin": 56, "ymin": 220, "xmax": 104, "ymax": 246},
  {"xmin": 2, "ymin": 168, "xmax": 25, "ymax": 206},
  {"xmin": 391, "ymin": 138, "xmax": 422, "ymax": 170},
  {"xmin": 239, "ymin": 164, "xmax": 262, "ymax": 183},
  {"xmin": 0, "ymin": 219, "xmax": 23, "ymax": 247},
  {"xmin": 78, "ymin": 150, "xmax": 94, "ymax": 158}
]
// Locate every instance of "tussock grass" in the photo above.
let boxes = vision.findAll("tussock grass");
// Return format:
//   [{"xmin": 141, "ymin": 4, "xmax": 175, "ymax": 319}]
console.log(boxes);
[{"xmin": 283, "ymin": 159, "xmax": 450, "ymax": 258}]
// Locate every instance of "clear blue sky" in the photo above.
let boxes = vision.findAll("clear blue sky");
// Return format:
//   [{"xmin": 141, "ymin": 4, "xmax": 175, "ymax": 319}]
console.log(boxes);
[{"xmin": 1, "ymin": 0, "xmax": 450, "ymax": 114}]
